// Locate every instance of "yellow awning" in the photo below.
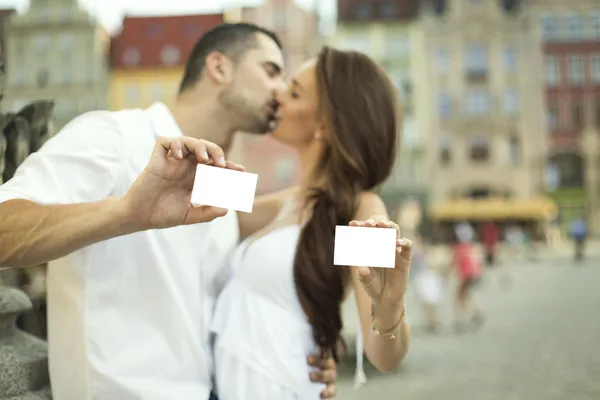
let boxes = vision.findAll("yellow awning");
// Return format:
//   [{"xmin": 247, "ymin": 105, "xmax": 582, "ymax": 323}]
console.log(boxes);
[{"xmin": 429, "ymin": 197, "xmax": 558, "ymax": 221}]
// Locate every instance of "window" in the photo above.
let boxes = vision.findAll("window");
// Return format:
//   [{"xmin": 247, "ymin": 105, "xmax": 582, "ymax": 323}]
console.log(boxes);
[
  {"xmin": 37, "ymin": 68, "xmax": 49, "ymax": 88},
  {"xmin": 438, "ymin": 92, "xmax": 452, "ymax": 117},
  {"xmin": 59, "ymin": 63, "xmax": 73, "ymax": 84},
  {"xmin": 595, "ymin": 96, "xmax": 600, "ymax": 129},
  {"xmin": 540, "ymin": 13, "xmax": 558, "ymax": 41},
  {"xmin": 508, "ymin": 136, "xmax": 520, "ymax": 164},
  {"xmin": 147, "ymin": 24, "xmax": 163, "ymax": 38},
  {"xmin": 565, "ymin": 12, "xmax": 582, "ymax": 40},
  {"xmin": 125, "ymin": 85, "xmax": 140, "ymax": 106},
  {"xmin": 469, "ymin": 136, "xmax": 490, "ymax": 162},
  {"xmin": 11, "ymin": 69, "xmax": 26, "ymax": 86},
  {"xmin": 54, "ymin": 99, "xmax": 76, "ymax": 117},
  {"xmin": 544, "ymin": 56, "xmax": 559, "ymax": 86},
  {"xmin": 465, "ymin": 44, "xmax": 488, "ymax": 76},
  {"xmin": 568, "ymin": 55, "xmax": 584, "ymax": 84},
  {"xmin": 385, "ymin": 35, "xmax": 410, "ymax": 57},
  {"xmin": 58, "ymin": 34, "xmax": 75, "ymax": 52},
  {"xmin": 465, "ymin": 90, "xmax": 491, "ymax": 115},
  {"xmin": 434, "ymin": 47, "xmax": 450, "ymax": 73},
  {"xmin": 122, "ymin": 47, "xmax": 141, "ymax": 67},
  {"xmin": 503, "ymin": 45, "xmax": 517, "ymax": 73},
  {"xmin": 85, "ymin": 64, "xmax": 95, "ymax": 83},
  {"xmin": 161, "ymin": 45, "xmax": 180, "ymax": 66},
  {"xmin": 34, "ymin": 35, "xmax": 50, "ymax": 53},
  {"xmin": 380, "ymin": 1, "xmax": 397, "ymax": 18},
  {"xmin": 592, "ymin": 11, "xmax": 600, "ymax": 38},
  {"xmin": 355, "ymin": 2, "xmax": 371, "ymax": 19},
  {"xmin": 274, "ymin": 158, "xmax": 295, "ymax": 184},
  {"xmin": 504, "ymin": 88, "xmax": 518, "ymax": 115},
  {"xmin": 547, "ymin": 102, "xmax": 559, "ymax": 132},
  {"xmin": 572, "ymin": 100, "xmax": 584, "ymax": 130},
  {"xmin": 592, "ymin": 54, "xmax": 600, "ymax": 83},
  {"xmin": 439, "ymin": 134, "xmax": 452, "ymax": 165},
  {"xmin": 340, "ymin": 34, "xmax": 370, "ymax": 53},
  {"xmin": 184, "ymin": 23, "xmax": 200, "ymax": 36},
  {"xmin": 150, "ymin": 83, "xmax": 164, "ymax": 101}
]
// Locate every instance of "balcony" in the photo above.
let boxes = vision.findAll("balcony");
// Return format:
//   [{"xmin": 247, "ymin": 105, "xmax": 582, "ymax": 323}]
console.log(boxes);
[
  {"xmin": 337, "ymin": 0, "xmax": 420, "ymax": 24},
  {"xmin": 465, "ymin": 68, "xmax": 488, "ymax": 83}
]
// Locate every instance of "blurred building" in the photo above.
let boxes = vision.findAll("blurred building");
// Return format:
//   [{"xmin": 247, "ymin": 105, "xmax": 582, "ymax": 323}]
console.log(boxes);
[
  {"xmin": 330, "ymin": 0, "xmax": 425, "ymax": 212},
  {"xmin": 2, "ymin": 0, "xmax": 109, "ymax": 129},
  {"xmin": 224, "ymin": 0, "xmax": 319, "ymax": 195},
  {"xmin": 0, "ymin": 9, "xmax": 16, "ymax": 56},
  {"xmin": 109, "ymin": 14, "xmax": 224, "ymax": 112},
  {"xmin": 414, "ymin": 0, "xmax": 548, "ymax": 209},
  {"xmin": 528, "ymin": 0, "xmax": 600, "ymax": 234}
]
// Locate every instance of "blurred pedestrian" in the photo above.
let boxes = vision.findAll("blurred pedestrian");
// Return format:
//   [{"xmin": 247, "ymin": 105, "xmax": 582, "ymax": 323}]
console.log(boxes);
[
  {"xmin": 452, "ymin": 232, "xmax": 484, "ymax": 332},
  {"xmin": 569, "ymin": 216, "xmax": 588, "ymax": 262},
  {"xmin": 413, "ymin": 236, "xmax": 444, "ymax": 332}
]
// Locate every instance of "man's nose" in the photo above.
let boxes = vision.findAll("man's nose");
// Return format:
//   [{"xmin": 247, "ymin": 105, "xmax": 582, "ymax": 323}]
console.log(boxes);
[{"xmin": 273, "ymin": 77, "xmax": 288, "ymax": 94}]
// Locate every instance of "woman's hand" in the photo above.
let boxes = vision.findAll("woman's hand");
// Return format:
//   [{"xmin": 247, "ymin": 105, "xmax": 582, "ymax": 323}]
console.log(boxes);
[{"xmin": 349, "ymin": 215, "xmax": 412, "ymax": 308}]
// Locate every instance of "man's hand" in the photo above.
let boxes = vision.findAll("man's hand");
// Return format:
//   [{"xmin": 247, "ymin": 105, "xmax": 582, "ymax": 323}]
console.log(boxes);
[
  {"xmin": 308, "ymin": 355, "xmax": 337, "ymax": 399},
  {"xmin": 122, "ymin": 137, "xmax": 245, "ymax": 231}
]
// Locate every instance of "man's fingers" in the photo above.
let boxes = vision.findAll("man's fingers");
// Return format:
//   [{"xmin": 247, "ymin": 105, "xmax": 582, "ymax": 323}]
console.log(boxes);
[
  {"xmin": 184, "ymin": 205, "xmax": 228, "ymax": 225},
  {"xmin": 320, "ymin": 384, "xmax": 336, "ymax": 399},
  {"xmin": 156, "ymin": 137, "xmax": 226, "ymax": 166},
  {"xmin": 310, "ymin": 369, "xmax": 337, "ymax": 384},
  {"xmin": 201, "ymin": 140, "xmax": 226, "ymax": 167},
  {"xmin": 224, "ymin": 160, "xmax": 245, "ymax": 171},
  {"xmin": 307, "ymin": 354, "xmax": 336, "ymax": 369}
]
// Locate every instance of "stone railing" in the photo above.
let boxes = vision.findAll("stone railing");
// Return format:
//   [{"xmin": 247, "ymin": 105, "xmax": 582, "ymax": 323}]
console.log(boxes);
[
  {"xmin": 0, "ymin": 74, "xmax": 55, "ymax": 398},
  {"xmin": 0, "ymin": 285, "xmax": 51, "ymax": 399}
]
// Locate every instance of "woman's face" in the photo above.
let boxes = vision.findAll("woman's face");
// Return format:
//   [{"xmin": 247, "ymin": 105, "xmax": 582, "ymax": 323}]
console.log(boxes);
[{"xmin": 270, "ymin": 59, "xmax": 321, "ymax": 148}]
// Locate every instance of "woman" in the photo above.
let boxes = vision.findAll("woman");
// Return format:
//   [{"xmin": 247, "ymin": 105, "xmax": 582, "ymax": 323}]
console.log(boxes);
[
  {"xmin": 452, "ymin": 233, "xmax": 484, "ymax": 332},
  {"xmin": 210, "ymin": 47, "xmax": 411, "ymax": 399}
]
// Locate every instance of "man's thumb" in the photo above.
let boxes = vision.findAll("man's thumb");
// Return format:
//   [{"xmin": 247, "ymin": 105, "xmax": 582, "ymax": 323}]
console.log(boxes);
[{"xmin": 186, "ymin": 206, "xmax": 228, "ymax": 224}]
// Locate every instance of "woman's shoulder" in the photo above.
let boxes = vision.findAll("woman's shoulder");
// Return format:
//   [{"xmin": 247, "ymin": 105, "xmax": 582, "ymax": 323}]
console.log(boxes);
[{"xmin": 353, "ymin": 192, "xmax": 387, "ymax": 220}]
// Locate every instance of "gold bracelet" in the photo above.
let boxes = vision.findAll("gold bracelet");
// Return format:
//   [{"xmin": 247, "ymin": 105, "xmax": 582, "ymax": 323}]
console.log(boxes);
[{"xmin": 372, "ymin": 303, "xmax": 406, "ymax": 340}]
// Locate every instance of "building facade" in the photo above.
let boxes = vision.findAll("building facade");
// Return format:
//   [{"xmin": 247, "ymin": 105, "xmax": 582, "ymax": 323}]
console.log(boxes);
[
  {"xmin": 529, "ymin": 0, "xmax": 600, "ymax": 233},
  {"xmin": 331, "ymin": 0, "xmax": 425, "ymax": 213},
  {"xmin": 0, "ymin": 9, "xmax": 15, "ymax": 56},
  {"xmin": 224, "ymin": 0, "xmax": 319, "ymax": 195},
  {"xmin": 2, "ymin": 0, "xmax": 109, "ymax": 129},
  {"xmin": 109, "ymin": 14, "xmax": 224, "ymax": 112},
  {"xmin": 414, "ymin": 0, "xmax": 547, "ymax": 208}
]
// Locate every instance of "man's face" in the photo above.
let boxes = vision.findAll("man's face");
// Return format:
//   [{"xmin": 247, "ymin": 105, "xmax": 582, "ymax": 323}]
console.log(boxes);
[{"xmin": 218, "ymin": 33, "xmax": 286, "ymax": 134}]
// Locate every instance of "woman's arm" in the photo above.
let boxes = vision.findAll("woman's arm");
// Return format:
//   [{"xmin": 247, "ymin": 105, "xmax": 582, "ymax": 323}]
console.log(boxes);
[
  {"xmin": 350, "ymin": 193, "xmax": 410, "ymax": 373},
  {"xmin": 237, "ymin": 186, "xmax": 299, "ymax": 240}
]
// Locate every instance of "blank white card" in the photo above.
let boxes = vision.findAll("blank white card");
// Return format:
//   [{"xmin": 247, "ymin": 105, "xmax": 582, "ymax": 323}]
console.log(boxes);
[
  {"xmin": 191, "ymin": 164, "xmax": 258, "ymax": 213},
  {"xmin": 333, "ymin": 226, "xmax": 397, "ymax": 269}
]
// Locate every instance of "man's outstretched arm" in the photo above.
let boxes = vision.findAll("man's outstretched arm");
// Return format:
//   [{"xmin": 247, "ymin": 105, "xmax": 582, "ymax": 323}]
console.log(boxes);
[
  {"xmin": 0, "ymin": 198, "xmax": 135, "ymax": 268},
  {"xmin": 0, "ymin": 112, "xmax": 128, "ymax": 268}
]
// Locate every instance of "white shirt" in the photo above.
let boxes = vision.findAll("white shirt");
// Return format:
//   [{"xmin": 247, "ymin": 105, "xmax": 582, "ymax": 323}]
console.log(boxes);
[{"xmin": 0, "ymin": 103, "xmax": 239, "ymax": 400}]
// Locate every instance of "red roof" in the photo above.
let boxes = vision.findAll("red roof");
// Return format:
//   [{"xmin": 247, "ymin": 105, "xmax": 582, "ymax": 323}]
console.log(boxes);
[{"xmin": 110, "ymin": 13, "xmax": 224, "ymax": 69}]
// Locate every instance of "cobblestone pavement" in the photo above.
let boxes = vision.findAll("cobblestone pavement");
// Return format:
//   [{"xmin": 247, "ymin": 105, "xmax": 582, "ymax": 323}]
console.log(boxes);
[{"xmin": 336, "ymin": 248, "xmax": 600, "ymax": 400}]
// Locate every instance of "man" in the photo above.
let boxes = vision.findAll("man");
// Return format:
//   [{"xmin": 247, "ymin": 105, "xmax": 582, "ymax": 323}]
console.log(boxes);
[
  {"xmin": 0, "ymin": 23, "xmax": 336, "ymax": 400},
  {"xmin": 481, "ymin": 221, "xmax": 499, "ymax": 267},
  {"xmin": 569, "ymin": 215, "xmax": 587, "ymax": 262}
]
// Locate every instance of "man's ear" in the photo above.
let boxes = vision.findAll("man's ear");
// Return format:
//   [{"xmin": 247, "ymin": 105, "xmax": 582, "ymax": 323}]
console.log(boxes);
[{"xmin": 204, "ymin": 52, "xmax": 234, "ymax": 85}]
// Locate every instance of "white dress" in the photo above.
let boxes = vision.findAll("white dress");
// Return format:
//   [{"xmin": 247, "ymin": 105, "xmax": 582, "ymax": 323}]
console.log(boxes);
[{"xmin": 210, "ymin": 224, "xmax": 327, "ymax": 399}]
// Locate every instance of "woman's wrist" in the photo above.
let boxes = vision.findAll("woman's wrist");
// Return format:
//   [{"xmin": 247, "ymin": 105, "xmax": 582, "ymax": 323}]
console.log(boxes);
[{"xmin": 372, "ymin": 301, "xmax": 406, "ymax": 334}]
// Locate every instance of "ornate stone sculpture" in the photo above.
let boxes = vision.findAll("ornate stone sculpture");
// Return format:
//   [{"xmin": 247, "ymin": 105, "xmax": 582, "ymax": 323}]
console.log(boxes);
[{"xmin": 0, "ymin": 49, "xmax": 54, "ymax": 399}]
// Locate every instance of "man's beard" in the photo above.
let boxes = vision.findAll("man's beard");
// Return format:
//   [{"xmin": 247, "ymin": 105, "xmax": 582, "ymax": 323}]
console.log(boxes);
[{"xmin": 218, "ymin": 85, "xmax": 270, "ymax": 135}]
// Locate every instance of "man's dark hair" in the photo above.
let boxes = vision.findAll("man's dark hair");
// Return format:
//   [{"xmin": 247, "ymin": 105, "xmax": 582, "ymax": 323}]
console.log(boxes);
[{"xmin": 179, "ymin": 22, "xmax": 282, "ymax": 93}]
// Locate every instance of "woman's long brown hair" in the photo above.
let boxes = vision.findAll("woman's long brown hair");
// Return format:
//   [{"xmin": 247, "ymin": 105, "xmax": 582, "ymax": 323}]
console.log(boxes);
[{"xmin": 293, "ymin": 47, "xmax": 401, "ymax": 362}]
